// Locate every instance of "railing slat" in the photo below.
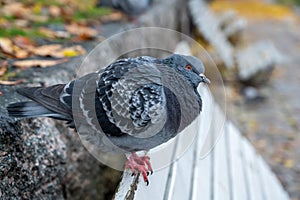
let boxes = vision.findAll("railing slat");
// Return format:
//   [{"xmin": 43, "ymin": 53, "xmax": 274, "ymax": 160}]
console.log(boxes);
[
  {"xmin": 213, "ymin": 127, "xmax": 231, "ymax": 200},
  {"xmin": 242, "ymin": 139, "xmax": 265, "ymax": 200},
  {"xmin": 227, "ymin": 122, "xmax": 248, "ymax": 200}
]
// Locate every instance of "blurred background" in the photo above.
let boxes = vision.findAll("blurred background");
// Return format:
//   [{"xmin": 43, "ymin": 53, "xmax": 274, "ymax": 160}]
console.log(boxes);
[{"xmin": 0, "ymin": 0, "xmax": 299, "ymax": 199}]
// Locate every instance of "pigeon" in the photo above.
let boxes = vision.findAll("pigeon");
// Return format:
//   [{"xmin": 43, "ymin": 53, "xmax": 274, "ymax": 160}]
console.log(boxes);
[
  {"xmin": 7, "ymin": 54, "xmax": 210, "ymax": 184},
  {"xmin": 98, "ymin": 0, "xmax": 153, "ymax": 15}
]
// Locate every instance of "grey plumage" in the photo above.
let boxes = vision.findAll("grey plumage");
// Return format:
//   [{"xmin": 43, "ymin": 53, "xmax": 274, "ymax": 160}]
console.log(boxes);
[{"xmin": 7, "ymin": 54, "xmax": 210, "ymax": 153}]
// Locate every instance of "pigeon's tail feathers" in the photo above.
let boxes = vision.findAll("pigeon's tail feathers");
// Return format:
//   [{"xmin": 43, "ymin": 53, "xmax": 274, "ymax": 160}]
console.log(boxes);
[
  {"xmin": 7, "ymin": 101, "xmax": 66, "ymax": 119},
  {"xmin": 8, "ymin": 84, "xmax": 74, "ymax": 123}
]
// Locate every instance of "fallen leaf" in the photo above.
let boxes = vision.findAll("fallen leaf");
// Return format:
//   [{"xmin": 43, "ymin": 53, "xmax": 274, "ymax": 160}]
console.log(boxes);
[
  {"xmin": 284, "ymin": 159, "xmax": 295, "ymax": 169},
  {"xmin": 0, "ymin": 38, "xmax": 14, "ymax": 55},
  {"xmin": 13, "ymin": 58, "xmax": 69, "ymax": 69},
  {"xmin": 15, "ymin": 48, "xmax": 30, "ymax": 59},
  {"xmin": 32, "ymin": 3, "xmax": 42, "ymax": 14},
  {"xmin": 49, "ymin": 5, "xmax": 62, "ymax": 17},
  {"xmin": 0, "ymin": 79, "xmax": 24, "ymax": 85},
  {"xmin": 0, "ymin": 60, "xmax": 8, "ymax": 76},
  {"xmin": 0, "ymin": 91, "xmax": 2, "ymax": 96},
  {"xmin": 65, "ymin": 23, "xmax": 98, "ymax": 40},
  {"xmin": 29, "ymin": 44, "xmax": 62, "ymax": 57},
  {"xmin": 62, "ymin": 45, "xmax": 86, "ymax": 57},
  {"xmin": 100, "ymin": 12, "xmax": 123, "ymax": 23},
  {"xmin": 0, "ymin": 67, "xmax": 7, "ymax": 76},
  {"xmin": 0, "ymin": 38, "xmax": 30, "ymax": 58},
  {"xmin": 13, "ymin": 36, "xmax": 33, "ymax": 49},
  {"xmin": 28, "ymin": 44, "xmax": 86, "ymax": 58},
  {"xmin": 38, "ymin": 27, "xmax": 70, "ymax": 39},
  {"xmin": 38, "ymin": 27, "xmax": 57, "ymax": 39}
]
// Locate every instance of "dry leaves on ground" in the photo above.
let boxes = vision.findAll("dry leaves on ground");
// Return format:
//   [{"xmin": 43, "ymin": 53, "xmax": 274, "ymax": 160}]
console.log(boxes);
[
  {"xmin": 29, "ymin": 44, "xmax": 86, "ymax": 58},
  {"xmin": 0, "ymin": 1, "xmax": 111, "ymax": 86},
  {"xmin": 65, "ymin": 23, "xmax": 98, "ymax": 40},
  {"xmin": 0, "ymin": 38, "xmax": 30, "ymax": 59},
  {"xmin": 13, "ymin": 58, "xmax": 69, "ymax": 69},
  {"xmin": 0, "ymin": 37, "xmax": 86, "ymax": 59},
  {"xmin": 0, "ymin": 1, "xmax": 104, "ymax": 42}
]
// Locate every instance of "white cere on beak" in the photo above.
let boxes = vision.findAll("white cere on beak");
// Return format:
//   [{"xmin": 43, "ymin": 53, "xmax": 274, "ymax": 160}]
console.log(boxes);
[{"xmin": 199, "ymin": 74, "xmax": 210, "ymax": 84}]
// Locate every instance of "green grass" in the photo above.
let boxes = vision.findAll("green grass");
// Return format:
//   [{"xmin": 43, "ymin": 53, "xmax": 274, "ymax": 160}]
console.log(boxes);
[
  {"xmin": 0, "ymin": 28, "xmax": 28, "ymax": 37},
  {"xmin": 72, "ymin": 7, "xmax": 112, "ymax": 21},
  {"xmin": 31, "ymin": 18, "xmax": 64, "ymax": 28},
  {"xmin": 22, "ymin": 0, "xmax": 62, "ymax": 7},
  {"xmin": 2, "ymin": 15, "xmax": 16, "ymax": 21},
  {"xmin": 277, "ymin": 0, "xmax": 300, "ymax": 5},
  {"xmin": 0, "ymin": 27, "xmax": 47, "ymax": 39}
]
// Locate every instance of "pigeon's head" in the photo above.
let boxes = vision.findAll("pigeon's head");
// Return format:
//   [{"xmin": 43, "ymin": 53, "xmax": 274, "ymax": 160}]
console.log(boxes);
[{"xmin": 164, "ymin": 54, "xmax": 210, "ymax": 88}]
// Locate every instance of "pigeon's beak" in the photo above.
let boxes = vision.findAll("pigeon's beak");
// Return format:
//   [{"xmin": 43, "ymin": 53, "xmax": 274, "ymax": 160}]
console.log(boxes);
[{"xmin": 199, "ymin": 74, "xmax": 210, "ymax": 84}]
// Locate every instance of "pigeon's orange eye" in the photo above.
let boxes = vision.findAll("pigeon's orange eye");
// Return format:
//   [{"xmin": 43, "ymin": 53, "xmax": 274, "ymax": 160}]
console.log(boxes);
[{"xmin": 186, "ymin": 64, "xmax": 192, "ymax": 70}]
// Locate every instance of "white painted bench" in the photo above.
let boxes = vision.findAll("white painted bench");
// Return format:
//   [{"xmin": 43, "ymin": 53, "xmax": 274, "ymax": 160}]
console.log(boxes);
[{"xmin": 114, "ymin": 90, "xmax": 289, "ymax": 200}]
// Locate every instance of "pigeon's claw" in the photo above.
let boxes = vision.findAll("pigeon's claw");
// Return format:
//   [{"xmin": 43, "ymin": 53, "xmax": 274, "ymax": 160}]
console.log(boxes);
[
  {"xmin": 142, "ymin": 155, "xmax": 153, "ymax": 174},
  {"xmin": 125, "ymin": 152, "xmax": 153, "ymax": 185}
]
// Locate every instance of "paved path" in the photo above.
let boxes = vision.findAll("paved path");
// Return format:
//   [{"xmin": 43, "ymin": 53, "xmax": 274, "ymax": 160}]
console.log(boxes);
[{"xmin": 227, "ymin": 18, "xmax": 300, "ymax": 199}]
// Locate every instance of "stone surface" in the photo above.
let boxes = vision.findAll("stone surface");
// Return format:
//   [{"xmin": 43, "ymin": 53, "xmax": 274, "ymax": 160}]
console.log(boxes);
[{"xmin": 0, "ymin": 116, "xmax": 66, "ymax": 199}]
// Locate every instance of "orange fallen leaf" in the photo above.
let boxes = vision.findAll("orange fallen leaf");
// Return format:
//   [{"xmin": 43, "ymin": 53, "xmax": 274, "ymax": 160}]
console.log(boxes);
[
  {"xmin": 13, "ymin": 58, "xmax": 69, "ymax": 69},
  {"xmin": 13, "ymin": 36, "xmax": 33, "ymax": 49},
  {"xmin": 0, "ymin": 79, "xmax": 24, "ymax": 85},
  {"xmin": 0, "ymin": 60, "xmax": 8, "ymax": 76},
  {"xmin": 65, "ymin": 23, "xmax": 98, "ymax": 40},
  {"xmin": 0, "ymin": 91, "xmax": 2, "ymax": 96}
]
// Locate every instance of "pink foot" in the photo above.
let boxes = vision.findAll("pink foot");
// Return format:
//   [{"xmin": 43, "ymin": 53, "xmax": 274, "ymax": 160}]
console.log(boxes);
[{"xmin": 125, "ymin": 152, "xmax": 153, "ymax": 185}]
